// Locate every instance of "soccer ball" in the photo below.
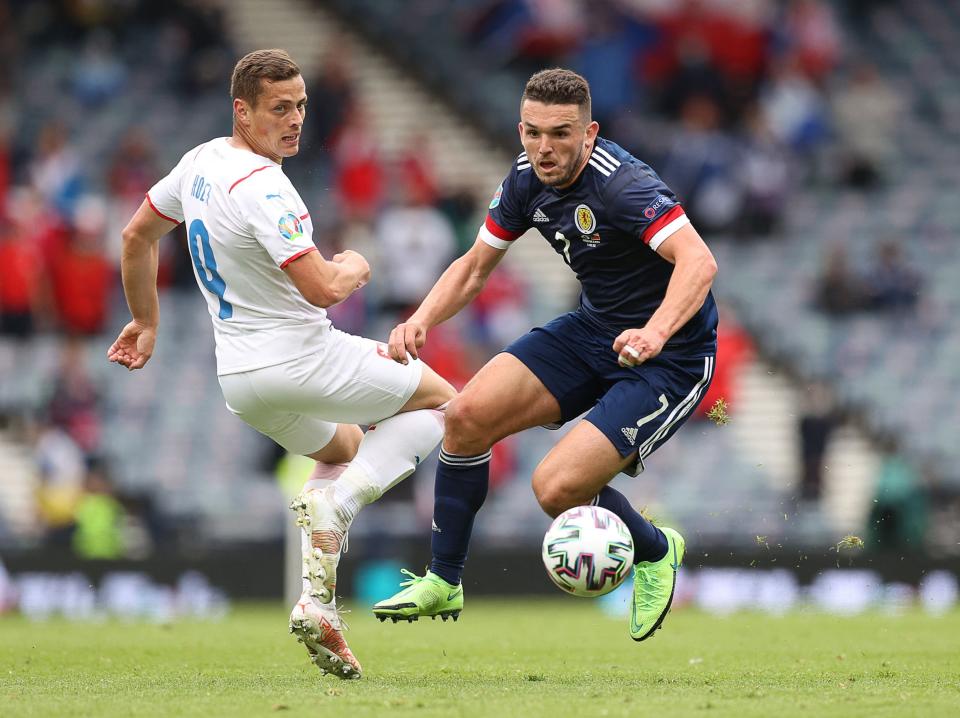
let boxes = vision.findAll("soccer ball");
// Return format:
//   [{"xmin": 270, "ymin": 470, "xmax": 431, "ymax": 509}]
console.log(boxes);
[{"xmin": 541, "ymin": 505, "xmax": 634, "ymax": 597}]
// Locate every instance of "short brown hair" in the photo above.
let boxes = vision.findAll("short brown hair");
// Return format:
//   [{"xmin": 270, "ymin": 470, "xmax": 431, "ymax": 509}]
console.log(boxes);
[
  {"xmin": 230, "ymin": 49, "xmax": 301, "ymax": 106},
  {"xmin": 521, "ymin": 68, "xmax": 591, "ymax": 121}
]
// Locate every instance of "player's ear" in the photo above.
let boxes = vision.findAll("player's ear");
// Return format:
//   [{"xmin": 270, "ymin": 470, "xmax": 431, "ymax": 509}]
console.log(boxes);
[
  {"xmin": 585, "ymin": 120, "xmax": 599, "ymax": 143},
  {"xmin": 234, "ymin": 98, "xmax": 250, "ymax": 125}
]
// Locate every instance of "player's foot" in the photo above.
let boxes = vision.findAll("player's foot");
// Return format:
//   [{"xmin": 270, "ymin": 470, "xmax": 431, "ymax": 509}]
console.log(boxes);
[
  {"xmin": 289, "ymin": 595, "xmax": 361, "ymax": 679},
  {"xmin": 372, "ymin": 569, "xmax": 463, "ymax": 623},
  {"xmin": 289, "ymin": 487, "xmax": 349, "ymax": 604},
  {"xmin": 629, "ymin": 526, "xmax": 685, "ymax": 642}
]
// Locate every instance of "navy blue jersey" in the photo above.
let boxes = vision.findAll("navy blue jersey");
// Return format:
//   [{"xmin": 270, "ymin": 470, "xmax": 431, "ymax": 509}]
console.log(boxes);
[{"xmin": 481, "ymin": 137, "xmax": 717, "ymax": 353}]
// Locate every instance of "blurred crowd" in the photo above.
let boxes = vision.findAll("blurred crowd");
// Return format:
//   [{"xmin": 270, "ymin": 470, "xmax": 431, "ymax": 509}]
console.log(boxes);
[
  {"xmin": 0, "ymin": 0, "xmax": 241, "ymax": 557},
  {"xmin": 456, "ymin": 0, "xmax": 903, "ymax": 237},
  {"xmin": 0, "ymin": 0, "xmax": 933, "ymax": 554},
  {"xmin": 0, "ymin": 0, "xmax": 530, "ymax": 553}
]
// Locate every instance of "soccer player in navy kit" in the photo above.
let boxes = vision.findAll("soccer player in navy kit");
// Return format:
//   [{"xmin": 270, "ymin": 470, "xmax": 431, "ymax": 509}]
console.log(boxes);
[{"xmin": 373, "ymin": 68, "xmax": 718, "ymax": 641}]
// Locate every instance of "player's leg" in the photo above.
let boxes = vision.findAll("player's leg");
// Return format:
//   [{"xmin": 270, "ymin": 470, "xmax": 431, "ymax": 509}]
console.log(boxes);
[
  {"xmin": 531, "ymin": 419, "xmax": 667, "ymax": 559},
  {"xmin": 415, "ymin": 315, "xmax": 609, "ymax": 598},
  {"xmin": 290, "ymin": 426, "xmax": 366, "ymax": 679},
  {"xmin": 373, "ymin": 339, "xmax": 592, "ymax": 621},
  {"xmin": 428, "ymin": 353, "xmax": 561, "ymax": 584},
  {"xmin": 288, "ymin": 336, "xmax": 456, "ymax": 604},
  {"xmin": 218, "ymin": 372, "xmax": 364, "ymax": 677},
  {"xmin": 533, "ymin": 354, "xmax": 714, "ymax": 641},
  {"xmin": 321, "ymin": 362, "xmax": 456, "ymax": 521}
]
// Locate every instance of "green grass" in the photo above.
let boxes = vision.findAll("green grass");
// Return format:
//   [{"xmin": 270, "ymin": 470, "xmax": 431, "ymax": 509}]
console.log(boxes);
[{"xmin": 2, "ymin": 601, "xmax": 958, "ymax": 718}]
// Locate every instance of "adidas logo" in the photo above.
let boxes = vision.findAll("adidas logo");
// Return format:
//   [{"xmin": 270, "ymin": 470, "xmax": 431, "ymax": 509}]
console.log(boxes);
[
  {"xmin": 533, "ymin": 208, "xmax": 550, "ymax": 223},
  {"xmin": 621, "ymin": 426, "xmax": 638, "ymax": 446},
  {"xmin": 431, "ymin": 520, "xmax": 442, "ymax": 534}
]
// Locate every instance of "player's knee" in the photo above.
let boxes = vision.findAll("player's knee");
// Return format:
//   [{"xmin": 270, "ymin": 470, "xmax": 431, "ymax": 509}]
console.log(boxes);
[
  {"xmin": 532, "ymin": 472, "xmax": 580, "ymax": 518},
  {"xmin": 443, "ymin": 396, "xmax": 492, "ymax": 455},
  {"xmin": 309, "ymin": 424, "xmax": 362, "ymax": 464}
]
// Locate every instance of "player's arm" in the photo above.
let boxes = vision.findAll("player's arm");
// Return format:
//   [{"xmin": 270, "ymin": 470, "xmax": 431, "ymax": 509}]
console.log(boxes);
[
  {"xmin": 388, "ymin": 237, "xmax": 506, "ymax": 363},
  {"xmin": 613, "ymin": 223, "xmax": 718, "ymax": 366},
  {"xmin": 283, "ymin": 249, "xmax": 370, "ymax": 308},
  {"xmin": 108, "ymin": 199, "xmax": 178, "ymax": 370}
]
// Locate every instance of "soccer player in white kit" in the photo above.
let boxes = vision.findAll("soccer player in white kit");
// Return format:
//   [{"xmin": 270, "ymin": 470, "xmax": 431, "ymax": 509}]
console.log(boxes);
[{"xmin": 107, "ymin": 49, "xmax": 455, "ymax": 679}]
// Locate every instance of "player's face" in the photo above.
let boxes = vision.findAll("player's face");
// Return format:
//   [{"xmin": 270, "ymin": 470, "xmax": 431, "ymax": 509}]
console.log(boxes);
[
  {"xmin": 519, "ymin": 101, "xmax": 599, "ymax": 188},
  {"xmin": 237, "ymin": 75, "xmax": 308, "ymax": 162}
]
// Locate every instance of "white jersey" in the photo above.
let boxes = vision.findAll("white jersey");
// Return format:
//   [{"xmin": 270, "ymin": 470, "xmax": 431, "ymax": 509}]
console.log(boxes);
[{"xmin": 147, "ymin": 138, "xmax": 331, "ymax": 375}]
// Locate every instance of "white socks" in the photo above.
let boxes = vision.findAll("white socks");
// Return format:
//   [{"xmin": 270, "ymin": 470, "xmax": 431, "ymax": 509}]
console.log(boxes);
[
  {"xmin": 331, "ymin": 408, "xmax": 445, "ymax": 524},
  {"xmin": 297, "ymin": 409, "xmax": 444, "ymax": 597}
]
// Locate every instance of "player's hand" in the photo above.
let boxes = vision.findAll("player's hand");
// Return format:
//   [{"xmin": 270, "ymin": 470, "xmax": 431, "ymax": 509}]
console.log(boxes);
[
  {"xmin": 388, "ymin": 320, "xmax": 428, "ymax": 364},
  {"xmin": 107, "ymin": 320, "xmax": 157, "ymax": 371},
  {"xmin": 332, "ymin": 250, "xmax": 370, "ymax": 289},
  {"xmin": 612, "ymin": 326, "xmax": 667, "ymax": 368}
]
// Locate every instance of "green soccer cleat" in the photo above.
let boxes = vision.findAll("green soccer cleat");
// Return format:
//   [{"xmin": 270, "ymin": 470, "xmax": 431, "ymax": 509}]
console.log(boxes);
[
  {"xmin": 629, "ymin": 526, "xmax": 685, "ymax": 642},
  {"xmin": 372, "ymin": 569, "xmax": 464, "ymax": 623}
]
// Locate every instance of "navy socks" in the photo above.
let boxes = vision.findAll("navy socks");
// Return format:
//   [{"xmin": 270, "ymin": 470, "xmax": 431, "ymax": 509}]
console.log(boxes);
[
  {"xmin": 594, "ymin": 485, "xmax": 668, "ymax": 563},
  {"xmin": 429, "ymin": 449, "xmax": 491, "ymax": 585}
]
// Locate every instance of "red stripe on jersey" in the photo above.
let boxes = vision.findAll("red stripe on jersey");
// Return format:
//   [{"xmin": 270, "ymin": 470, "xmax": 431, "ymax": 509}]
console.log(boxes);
[
  {"xmin": 145, "ymin": 193, "xmax": 180, "ymax": 224},
  {"xmin": 279, "ymin": 246, "xmax": 317, "ymax": 269},
  {"xmin": 485, "ymin": 214, "xmax": 522, "ymax": 242},
  {"xmin": 299, "ymin": 213, "xmax": 310, "ymax": 220},
  {"xmin": 641, "ymin": 204, "xmax": 686, "ymax": 244},
  {"xmin": 229, "ymin": 165, "xmax": 273, "ymax": 193}
]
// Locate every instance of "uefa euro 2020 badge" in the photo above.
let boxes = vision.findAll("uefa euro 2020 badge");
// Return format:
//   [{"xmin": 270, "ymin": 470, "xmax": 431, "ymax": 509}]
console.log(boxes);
[{"xmin": 277, "ymin": 211, "xmax": 303, "ymax": 241}]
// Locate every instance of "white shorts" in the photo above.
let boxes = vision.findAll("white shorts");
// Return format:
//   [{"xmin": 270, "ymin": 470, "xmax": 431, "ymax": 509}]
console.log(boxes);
[{"xmin": 218, "ymin": 329, "xmax": 423, "ymax": 455}]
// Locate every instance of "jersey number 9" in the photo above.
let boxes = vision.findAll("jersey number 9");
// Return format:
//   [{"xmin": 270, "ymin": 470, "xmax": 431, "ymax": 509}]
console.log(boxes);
[{"xmin": 188, "ymin": 219, "xmax": 233, "ymax": 320}]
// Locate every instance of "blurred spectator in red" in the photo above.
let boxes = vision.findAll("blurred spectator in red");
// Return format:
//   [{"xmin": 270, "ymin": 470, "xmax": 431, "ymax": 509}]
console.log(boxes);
[
  {"xmin": 697, "ymin": 303, "xmax": 754, "ymax": 419},
  {"xmin": 831, "ymin": 61, "xmax": 901, "ymax": 189},
  {"xmin": 107, "ymin": 129, "xmax": 159, "ymax": 264},
  {"xmin": 332, "ymin": 107, "xmax": 384, "ymax": 220},
  {"xmin": 464, "ymin": 0, "xmax": 582, "ymax": 73},
  {"xmin": 49, "ymin": 196, "xmax": 113, "ymax": 335},
  {"xmin": 10, "ymin": 186, "xmax": 70, "ymax": 268},
  {"xmin": 396, "ymin": 134, "xmax": 440, "ymax": 207},
  {"xmin": 648, "ymin": 0, "xmax": 769, "ymax": 109},
  {"xmin": 416, "ymin": 322, "xmax": 477, "ymax": 391},
  {"xmin": 108, "ymin": 129, "xmax": 158, "ymax": 201},
  {"xmin": 782, "ymin": 0, "xmax": 841, "ymax": 82},
  {"xmin": 0, "ymin": 221, "xmax": 41, "ymax": 338}
]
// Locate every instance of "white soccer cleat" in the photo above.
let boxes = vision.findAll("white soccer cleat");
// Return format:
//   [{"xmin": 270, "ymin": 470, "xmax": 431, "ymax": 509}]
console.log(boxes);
[
  {"xmin": 289, "ymin": 596, "xmax": 362, "ymax": 679},
  {"xmin": 289, "ymin": 487, "xmax": 350, "ymax": 604}
]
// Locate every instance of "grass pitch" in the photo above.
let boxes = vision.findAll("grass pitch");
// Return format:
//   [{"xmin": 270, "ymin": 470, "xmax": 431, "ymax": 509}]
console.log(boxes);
[{"xmin": 2, "ymin": 600, "xmax": 958, "ymax": 718}]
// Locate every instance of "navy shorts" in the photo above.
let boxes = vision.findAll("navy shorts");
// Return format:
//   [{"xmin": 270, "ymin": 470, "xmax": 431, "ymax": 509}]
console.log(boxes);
[{"xmin": 504, "ymin": 311, "xmax": 715, "ymax": 475}]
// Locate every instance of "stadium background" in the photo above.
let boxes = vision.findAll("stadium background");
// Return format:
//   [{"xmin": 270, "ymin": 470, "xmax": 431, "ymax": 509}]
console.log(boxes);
[{"xmin": 0, "ymin": 0, "xmax": 958, "ymax": 621}]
